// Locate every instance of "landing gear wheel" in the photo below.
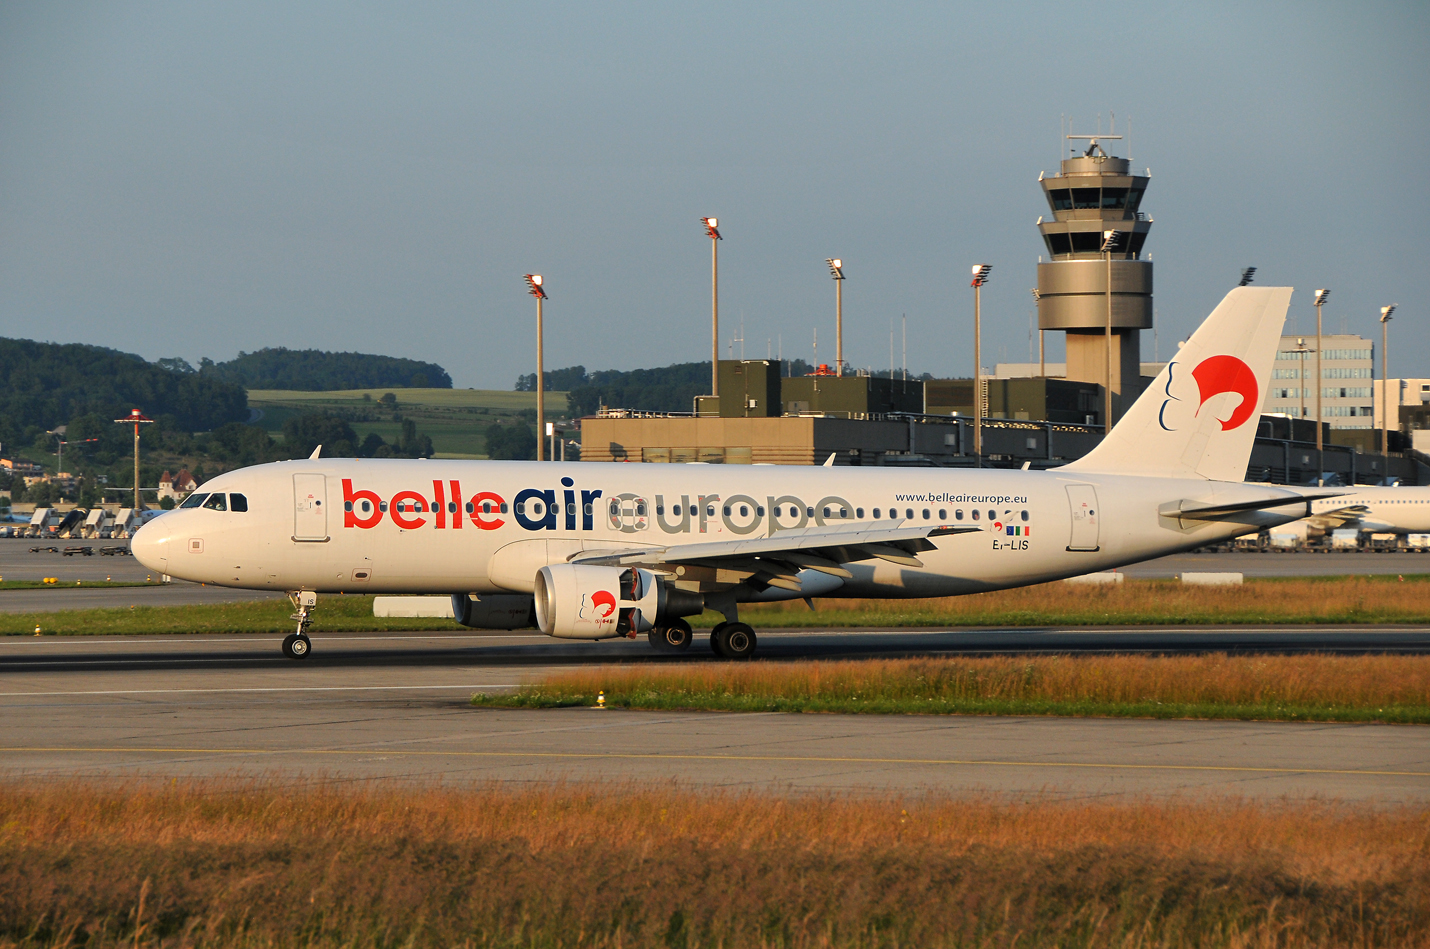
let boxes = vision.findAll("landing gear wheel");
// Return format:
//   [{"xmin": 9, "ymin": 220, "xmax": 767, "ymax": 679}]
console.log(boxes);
[
  {"xmin": 711, "ymin": 622, "xmax": 757, "ymax": 660},
  {"xmin": 708, "ymin": 621, "xmax": 728, "ymax": 657},
  {"xmin": 282, "ymin": 633, "xmax": 311, "ymax": 660},
  {"xmin": 648, "ymin": 618, "xmax": 693, "ymax": 652}
]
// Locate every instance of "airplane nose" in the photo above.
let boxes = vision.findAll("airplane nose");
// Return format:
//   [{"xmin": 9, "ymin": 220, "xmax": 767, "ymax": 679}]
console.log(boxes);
[{"xmin": 130, "ymin": 519, "xmax": 170, "ymax": 572}]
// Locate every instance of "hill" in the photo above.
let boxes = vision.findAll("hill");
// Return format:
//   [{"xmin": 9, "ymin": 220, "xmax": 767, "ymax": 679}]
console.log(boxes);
[
  {"xmin": 0, "ymin": 338, "xmax": 248, "ymax": 442},
  {"xmin": 200, "ymin": 348, "xmax": 452, "ymax": 391}
]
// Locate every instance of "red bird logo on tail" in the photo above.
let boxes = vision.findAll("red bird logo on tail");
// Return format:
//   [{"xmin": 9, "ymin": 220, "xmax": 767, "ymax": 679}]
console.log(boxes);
[{"xmin": 1191, "ymin": 355, "xmax": 1259, "ymax": 431}]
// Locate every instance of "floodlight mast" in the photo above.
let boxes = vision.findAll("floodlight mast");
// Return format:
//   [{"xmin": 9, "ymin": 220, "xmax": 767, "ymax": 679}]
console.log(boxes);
[
  {"xmin": 112, "ymin": 409, "xmax": 154, "ymax": 510},
  {"xmin": 1100, "ymin": 230, "xmax": 1119, "ymax": 430},
  {"xmin": 702, "ymin": 218, "xmax": 722, "ymax": 401},
  {"xmin": 826, "ymin": 259, "xmax": 845, "ymax": 375},
  {"xmin": 1381, "ymin": 304, "xmax": 1398, "ymax": 464},
  {"xmin": 970, "ymin": 264, "xmax": 992, "ymax": 466},
  {"xmin": 1313, "ymin": 289, "xmax": 1329, "ymax": 483},
  {"xmin": 524, "ymin": 274, "xmax": 548, "ymax": 462}
]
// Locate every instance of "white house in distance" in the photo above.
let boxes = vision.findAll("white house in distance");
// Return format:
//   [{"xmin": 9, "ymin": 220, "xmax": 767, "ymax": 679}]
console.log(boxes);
[{"xmin": 157, "ymin": 469, "xmax": 197, "ymax": 502}]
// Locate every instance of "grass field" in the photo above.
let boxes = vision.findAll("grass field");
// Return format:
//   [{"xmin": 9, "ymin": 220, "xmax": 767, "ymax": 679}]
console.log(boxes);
[
  {"xmin": 2, "ymin": 594, "xmax": 456, "ymax": 636},
  {"xmin": 478, "ymin": 653, "xmax": 1430, "ymax": 723},
  {"xmin": 0, "ymin": 580, "xmax": 153, "ymax": 591},
  {"xmin": 246, "ymin": 387, "xmax": 569, "ymax": 458},
  {"xmin": 2, "ymin": 780, "xmax": 1426, "ymax": 948},
  {"xmin": 6, "ymin": 576, "xmax": 1430, "ymax": 636}
]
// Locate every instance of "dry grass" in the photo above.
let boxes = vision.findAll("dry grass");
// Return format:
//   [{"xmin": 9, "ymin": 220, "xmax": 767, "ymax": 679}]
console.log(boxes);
[
  {"xmin": 1, "ymin": 779, "xmax": 1428, "ymax": 948},
  {"xmin": 484, "ymin": 654, "xmax": 1430, "ymax": 722},
  {"xmin": 706, "ymin": 575, "xmax": 1430, "ymax": 627}
]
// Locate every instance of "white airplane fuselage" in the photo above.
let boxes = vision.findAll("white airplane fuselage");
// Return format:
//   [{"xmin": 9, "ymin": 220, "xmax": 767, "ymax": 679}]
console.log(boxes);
[{"xmin": 132, "ymin": 459, "xmax": 1307, "ymax": 598}]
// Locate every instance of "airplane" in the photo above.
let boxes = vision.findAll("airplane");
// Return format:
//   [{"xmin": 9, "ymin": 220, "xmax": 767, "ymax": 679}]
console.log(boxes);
[
  {"xmin": 131, "ymin": 286, "xmax": 1339, "ymax": 660},
  {"xmin": 1294, "ymin": 486, "xmax": 1430, "ymax": 535}
]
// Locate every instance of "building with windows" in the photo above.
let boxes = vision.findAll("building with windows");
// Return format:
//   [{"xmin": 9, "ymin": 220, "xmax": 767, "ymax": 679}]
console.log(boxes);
[{"xmin": 1262, "ymin": 334, "xmax": 1375, "ymax": 429}]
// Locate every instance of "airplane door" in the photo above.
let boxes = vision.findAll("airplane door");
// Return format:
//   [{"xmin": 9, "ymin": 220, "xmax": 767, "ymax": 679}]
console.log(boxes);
[
  {"xmin": 293, "ymin": 474, "xmax": 329, "ymax": 542},
  {"xmin": 1065, "ymin": 484, "xmax": 1100, "ymax": 551}
]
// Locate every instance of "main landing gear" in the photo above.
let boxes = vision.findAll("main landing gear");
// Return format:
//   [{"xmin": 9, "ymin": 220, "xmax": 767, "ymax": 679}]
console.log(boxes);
[
  {"xmin": 284, "ymin": 591, "xmax": 316, "ymax": 660},
  {"xmin": 709, "ymin": 621, "xmax": 757, "ymax": 660},
  {"xmin": 649, "ymin": 618, "xmax": 694, "ymax": 653}
]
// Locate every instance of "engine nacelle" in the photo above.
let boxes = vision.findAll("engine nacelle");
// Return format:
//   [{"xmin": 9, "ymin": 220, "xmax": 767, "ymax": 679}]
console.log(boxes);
[
  {"xmin": 534, "ymin": 564, "xmax": 701, "ymax": 640},
  {"xmin": 451, "ymin": 593, "xmax": 536, "ymax": 629}
]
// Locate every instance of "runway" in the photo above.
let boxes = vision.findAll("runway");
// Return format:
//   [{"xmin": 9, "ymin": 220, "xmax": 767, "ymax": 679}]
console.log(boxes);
[{"xmin": 2, "ymin": 630, "xmax": 1426, "ymax": 800}]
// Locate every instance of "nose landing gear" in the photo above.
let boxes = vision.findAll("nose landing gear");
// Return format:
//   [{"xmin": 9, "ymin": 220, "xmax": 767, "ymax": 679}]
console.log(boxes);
[{"xmin": 284, "ymin": 591, "xmax": 317, "ymax": 660}]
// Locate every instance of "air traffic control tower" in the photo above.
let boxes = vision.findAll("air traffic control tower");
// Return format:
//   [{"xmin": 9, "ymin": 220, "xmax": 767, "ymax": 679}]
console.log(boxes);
[{"xmin": 1036, "ymin": 134, "xmax": 1152, "ymax": 421}]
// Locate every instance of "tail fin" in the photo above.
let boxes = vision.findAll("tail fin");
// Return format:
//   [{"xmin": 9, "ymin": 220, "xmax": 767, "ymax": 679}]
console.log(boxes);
[{"xmin": 1064, "ymin": 286, "xmax": 1291, "ymax": 481}]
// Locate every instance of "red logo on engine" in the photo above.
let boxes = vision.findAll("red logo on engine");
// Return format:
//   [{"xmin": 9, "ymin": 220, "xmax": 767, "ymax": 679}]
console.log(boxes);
[
  {"xmin": 590, "ymin": 590, "xmax": 617, "ymax": 617},
  {"xmin": 1192, "ymin": 355, "xmax": 1259, "ymax": 431}
]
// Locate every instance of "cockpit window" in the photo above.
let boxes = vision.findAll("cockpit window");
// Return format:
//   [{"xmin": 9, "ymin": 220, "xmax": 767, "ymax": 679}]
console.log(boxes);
[
  {"xmin": 180, "ymin": 493, "xmax": 209, "ymax": 509},
  {"xmin": 230, "ymin": 493, "xmax": 248, "ymax": 512},
  {"xmin": 203, "ymin": 493, "xmax": 228, "ymax": 511}
]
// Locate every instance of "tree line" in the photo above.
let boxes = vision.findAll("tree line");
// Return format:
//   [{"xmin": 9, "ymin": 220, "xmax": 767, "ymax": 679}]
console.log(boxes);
[{"xmin": 186, "ymin": 348, "xmax": 453, "ymax": 391}]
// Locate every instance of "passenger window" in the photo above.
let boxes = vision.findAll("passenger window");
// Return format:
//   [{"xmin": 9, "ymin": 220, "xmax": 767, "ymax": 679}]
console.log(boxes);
[
  {"xmin": 757, "ymin": 506, "xmax": 765, "ymax": 516},
  {"xmin": 230, "ymin": 493, "xmax": 248, "ymax": 513},
  {"xmin": 203, "ymin": 494, "xmax": 227, "ymax": 511},
  {"xmin": 822, "ymin": 507, "xmax": 830, "ymax": 518},
  {"xmin": 723, "ymin": 506, "xmax": 731, "ymax": 516},
  {"xmin": 636, "ymin": 502, "xmax": 646, "ymax": 516},
  {"xmin": 181, "ymin": 493, "xmax": 209, "ymax": 509},
  {"xmin": 1021, "ymin": 510, "xmax": 1029, "ymax": 521},
  {"xmin": 856, "ymin": 508, "xmax": 864, "ymax": 518},
  {"xmin": 872, "ymin": 508, "xmax": 880, "ymax": 518},
  {"xmin": 922, "ymin": 509, "xmax": 930, "ymax": 520},
  {"xmin": 988, "ymin": 510, "xmax": 996, "ymax": 520},
  {"xmin": 905, "ymin": 508, "xmax": 913, "ymax": 519},
  {"xmin": 739, "ymin": 505, "xmax": 748, "ymax": 517},
  {"xmin": 972, "ymin": 510, "xmax": 980, "ymax": 521},
  {"xmin": 956, "ymin": 510, "xmax": 963, "ymax": 520},
  {"xmin": 938, "ymin": 509, "xmax": 946, "ymax": 520},
  {"xmin": 584, "ymin": 503, "xmax": 592, "ymax": 516}
]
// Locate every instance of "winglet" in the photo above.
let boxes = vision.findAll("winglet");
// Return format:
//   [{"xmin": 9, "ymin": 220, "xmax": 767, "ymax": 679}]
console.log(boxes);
[
  {"xmin": 822, "ymin": 453, "xmax": 836, "ymax": 467},
  {"xmin": 309, "ymin": 445, "xmax": 322, "ymax": 460}
]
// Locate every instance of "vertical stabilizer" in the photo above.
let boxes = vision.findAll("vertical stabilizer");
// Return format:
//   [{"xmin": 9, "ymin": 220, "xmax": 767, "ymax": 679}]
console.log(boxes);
[{"xmin": 1064, "ymin": 286, "xmax": 1291, "ymax": 481}]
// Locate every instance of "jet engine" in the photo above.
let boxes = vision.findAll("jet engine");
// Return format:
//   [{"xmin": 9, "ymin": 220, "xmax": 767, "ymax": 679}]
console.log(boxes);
[
  {"xmin": 450, "ymin": 593, "xmax": 536, "ymax": 630},
  {"xmin": 534, "ymin": 564, "xmax": 702, "ymax": 640}
]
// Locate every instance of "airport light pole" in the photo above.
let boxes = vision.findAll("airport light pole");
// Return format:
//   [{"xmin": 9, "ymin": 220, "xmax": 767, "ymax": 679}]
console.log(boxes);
[
  {"xmin": 1381, "ymin": 304, "xmax": 1398, "ymax": 469},
  {"xmin": 702, "ymin": 217, "xmax": 722, "ymax": 402},
  {"xmin": 1314, "ymin": 288, "xmax": 1329, "ymax": 484},
  {"xmin": 113, "ymin": 409, "xmax": 153, "ymax": 510},
  {"xmin": 1101, "ymin": 230, "xmax": 1118, "ymax": 431},
  {"xmin": 1030, "ymin": 287, "xmax": 1043, "ymax": 378},
  {"xmin": 524, "ymin": 274, "xmax": 547, "ymax": 462},
  {"xmin": 1289, "ymin": 338, "xmax": 1313, "ymax": 430},
  {"xmin": 970, "ymin": 264, "xmax": 992, "ymax": 467},
  {"xmin": 826, "ymin": 258, "xmax": 845, "ymax": 376}
]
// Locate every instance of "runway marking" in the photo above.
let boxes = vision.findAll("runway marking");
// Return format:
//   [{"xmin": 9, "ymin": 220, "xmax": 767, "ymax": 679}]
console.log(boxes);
[
  {"xmin": 0, "ymin": 684, "xmax": 518, "ymax": 697},
  {"xmin": 1, "ymin": 746, "xmax": 1426, "ymax": 779}
]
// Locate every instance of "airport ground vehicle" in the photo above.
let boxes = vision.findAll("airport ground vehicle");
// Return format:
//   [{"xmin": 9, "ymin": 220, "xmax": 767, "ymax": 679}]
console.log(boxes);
[{"xmin": 133, "ymin": 288, "xmax": 1334, "ymax": 660}]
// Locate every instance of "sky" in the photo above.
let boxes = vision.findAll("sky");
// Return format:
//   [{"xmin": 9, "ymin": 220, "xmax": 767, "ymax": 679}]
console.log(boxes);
[{"xmin": 1, "ymin": 1, "xmax": 1426, "ymax": 390}]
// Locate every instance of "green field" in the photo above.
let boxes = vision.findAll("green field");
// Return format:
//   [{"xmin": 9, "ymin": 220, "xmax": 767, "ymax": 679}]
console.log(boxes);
[{"xmin": 246, "ymin": 387, "xmax": 570, "ymax": 458}]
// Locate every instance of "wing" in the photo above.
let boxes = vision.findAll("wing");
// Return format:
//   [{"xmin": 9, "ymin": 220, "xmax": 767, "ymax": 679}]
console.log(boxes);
[
  {"xmin": 1307, "ymin": 504, "xmax": 1370, "ymax": 531},
  {"xmin": 571, "ymin": 520, "xmax": 982, "ymax": 592}
]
